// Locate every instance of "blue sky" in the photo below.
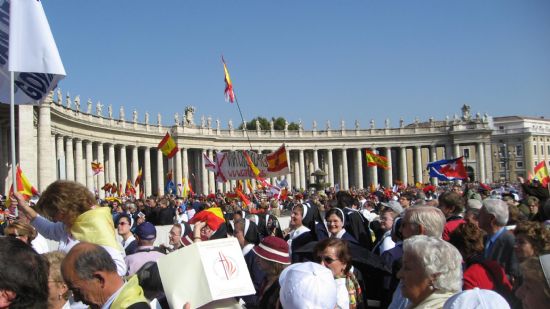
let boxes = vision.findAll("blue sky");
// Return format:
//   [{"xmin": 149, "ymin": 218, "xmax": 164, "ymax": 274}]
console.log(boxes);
[{"xmin": 42, "ymin": 0, "xmax": 550, "ymax": 129}]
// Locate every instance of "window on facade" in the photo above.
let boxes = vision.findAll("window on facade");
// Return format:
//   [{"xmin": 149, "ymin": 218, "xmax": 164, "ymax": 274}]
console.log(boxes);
[
  {"xmin": 516, "ymin": 161, "xmax": 524, "ymax": 168},
  {"xmin": 516, "ymin": 145, "xmax": 523, "ymax": 156},
  {"xmin": 463, "ymin": 148, "xmax": 470, "ymax": 159},
  {"xmin": 499, "ymin": 126, "xmax": 504, "ymax": 130},
  {"xmin": 500, "ymin": 162, "xmax": 506, "ymax": 169},
  {"xmin": 500, "ymin": 145, "xmax": 506, "ymax": 156}
]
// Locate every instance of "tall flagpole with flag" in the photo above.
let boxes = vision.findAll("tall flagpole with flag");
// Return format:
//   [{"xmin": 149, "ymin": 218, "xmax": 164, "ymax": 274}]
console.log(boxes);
[{"xmin": 1, "ymin": 0, "xmax": 66, "ymax": 199}]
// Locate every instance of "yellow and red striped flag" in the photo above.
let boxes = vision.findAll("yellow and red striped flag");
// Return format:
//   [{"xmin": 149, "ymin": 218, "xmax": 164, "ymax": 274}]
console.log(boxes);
[
  {"xmin": 6, "ymin": 165, "xmax": 39, "ymax": 207},
  {"xmin": 246, "ymin": 179, "xmax": 254, "ymax": 192},
  {"xmin": 134, "ymin": 167, "xmax": 143, "ymax": 187},
  {"xmin": 157, "ymin": 132, "xmax": 179, "ymax": 158},
  {"xmin": 91, "ymin": 161, "xmax": 103, "ymax": 175},
  {"xmin": 366, "ymin": 150, "xmax": 390, "ymax": 170},
  {"xmin": 534, "ymin": 161, "xmax": 550, "ymax": 187},
  {"xmin": 243, "ymin": 150, "xmax": 261, "ymax": 177},
  {"xmin": 222, "ymin": 56, "xmax": 235, "ymax": 103}
]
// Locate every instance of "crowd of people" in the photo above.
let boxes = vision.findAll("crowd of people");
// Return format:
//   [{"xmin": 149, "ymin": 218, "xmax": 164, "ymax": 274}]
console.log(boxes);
[{"xmin": 0, "ymin": 177, "xmax": 549, "ymax": 309}]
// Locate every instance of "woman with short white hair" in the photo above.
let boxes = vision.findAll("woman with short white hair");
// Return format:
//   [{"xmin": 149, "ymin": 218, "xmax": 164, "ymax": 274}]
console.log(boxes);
[{"xmin": 397, "ymin": 235, "xmax": 462, "ymax": 309}]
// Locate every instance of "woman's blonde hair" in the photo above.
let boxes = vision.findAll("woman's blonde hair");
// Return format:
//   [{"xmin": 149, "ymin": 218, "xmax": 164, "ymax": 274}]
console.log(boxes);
[
  {"xmin": 42, "ymin": 251, "xmax": 70, "ymax": 301},
  {"xmin": 4, "ymin": 221, "xmax": 37, "ymax": 244}
]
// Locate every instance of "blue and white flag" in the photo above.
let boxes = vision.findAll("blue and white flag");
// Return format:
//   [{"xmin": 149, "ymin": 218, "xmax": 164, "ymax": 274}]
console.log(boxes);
[{"xmin": 0, "ymin": 0, "xmax": 66, "ymax": 104}]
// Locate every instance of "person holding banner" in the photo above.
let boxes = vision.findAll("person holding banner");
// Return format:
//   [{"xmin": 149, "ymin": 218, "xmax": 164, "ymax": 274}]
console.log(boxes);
[{"xmin": 12, "ymin": 180, "xmax": 127, "ymax": 276}]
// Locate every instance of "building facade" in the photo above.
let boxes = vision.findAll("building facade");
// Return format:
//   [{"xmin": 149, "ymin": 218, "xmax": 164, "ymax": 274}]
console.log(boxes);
[{"xmin": 1, "ymin": 92, "xmax": 546, "ymax": 197}]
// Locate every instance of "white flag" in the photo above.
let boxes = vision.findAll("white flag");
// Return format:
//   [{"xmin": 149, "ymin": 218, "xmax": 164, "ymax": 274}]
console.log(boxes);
[{"xmin": 0, "ymin": 0, "xmax": 66, "ymax": 104}]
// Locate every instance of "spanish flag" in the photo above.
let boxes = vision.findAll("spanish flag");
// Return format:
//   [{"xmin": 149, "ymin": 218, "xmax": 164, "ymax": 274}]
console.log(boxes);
[
  {"xmin": 6, "ymin": 165, "xmax": 39, "ymax": 207},
  {"xmin": 222, "ymin": 56, "xmax": 235, "ymax": 103},
  {"xmin": 267, "ymin": 144, "xmax": 289, "ymax": 173},
  {"xmin": 246, "ymin": 179, "xmax": 254, "ymax": 192},
  {"xmin": 157, "ymin": 132, "xmax": 179, "ymax": 158},
  {"xmin": 534, "ymin": 161, "xmax": 550, "ymax": 187},
  {"xmin": 366, "ymin": 150, "xmax": 390, "ymax": 170},
  {"xmin": 189, "ymin": 207, "xmax": 226, "ymax": 231},
  {"xmin": 134, "ymin": 167, "xmax": 143, "ymax": 187}
]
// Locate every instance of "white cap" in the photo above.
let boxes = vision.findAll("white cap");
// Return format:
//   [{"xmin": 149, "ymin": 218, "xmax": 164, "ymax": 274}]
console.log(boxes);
[
  {"xmin": 279, "ymin": 262, "xmax": 337, "ymax": 309},
  {"xmin": 443, "ymin": 288, "xmax": 510, "ymax": 309}
]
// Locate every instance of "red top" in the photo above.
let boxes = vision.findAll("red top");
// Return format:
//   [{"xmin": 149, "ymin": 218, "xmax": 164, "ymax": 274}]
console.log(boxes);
[
  {"xmin": 463, "ymin": 260, "xmax": 513, "ymax": 291},
  {"xmin": 442, "ymin": 218, "xmax": 465, "ymax": 241}
]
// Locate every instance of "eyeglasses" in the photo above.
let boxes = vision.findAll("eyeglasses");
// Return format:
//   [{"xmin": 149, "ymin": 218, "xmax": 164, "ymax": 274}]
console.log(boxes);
[{"xmin": 318, "ymin": 255, "xmax": 338, "ymax": 264}]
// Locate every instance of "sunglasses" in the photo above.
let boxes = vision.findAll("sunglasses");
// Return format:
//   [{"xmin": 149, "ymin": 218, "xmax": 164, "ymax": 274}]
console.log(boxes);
[
  {"xmin": 318, "ymin": 255, "xmax": 338, "ymax": 264},
  {"xmin": 118, "ymin": 222, "xmax": 129, "ymax": 226}
]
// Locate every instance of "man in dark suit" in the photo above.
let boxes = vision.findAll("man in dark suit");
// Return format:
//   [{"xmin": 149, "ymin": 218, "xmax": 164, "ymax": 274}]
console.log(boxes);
[{"xmin": 478, "ymin": 198, "xmax": 519, "ymax": 280}]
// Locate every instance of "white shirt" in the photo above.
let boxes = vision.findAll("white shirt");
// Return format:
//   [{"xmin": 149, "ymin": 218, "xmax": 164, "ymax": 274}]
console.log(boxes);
[{"xmin": 335, "ymin": 277, "xmax": 350, "ymax": 309}]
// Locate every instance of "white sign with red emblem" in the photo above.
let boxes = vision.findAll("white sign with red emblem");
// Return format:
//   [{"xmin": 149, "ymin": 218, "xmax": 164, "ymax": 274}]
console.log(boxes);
[{"xmin": 158, "ymin": 238, "xmax": 255, "ymax": 308}]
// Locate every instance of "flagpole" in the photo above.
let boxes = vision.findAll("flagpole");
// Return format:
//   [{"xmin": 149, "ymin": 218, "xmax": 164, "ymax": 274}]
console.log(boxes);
[
  {"xmin": 233, "ymin": 94, "xmax": 254, "ymax": 151},
  {"xmin": 9, "ymin": 71, "xmax": 18, "ymax": 216}
]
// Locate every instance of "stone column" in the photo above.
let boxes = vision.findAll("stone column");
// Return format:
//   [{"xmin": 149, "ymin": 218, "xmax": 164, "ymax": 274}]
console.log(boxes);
[
  {"xmin": 415, "ymin": 146, "xmax": 422, "ymax": 184},
  {"xmin": 85, "ymin": 140, "xmax": 94, "ymax": 192},
  {"xmin": 17, "ymin": 105, "xmax": 36, "ymax": 186},
  {"xmin": 131, "ymin": 146, "xmax": 139, "ymax": 197},
  {"xmin": 356, "ymin": 148, "xmax": 363, "ymax": 189},
  {"xmin": 144, "ymin": 147, "xmax": 152, "ymax": 198},
  {"xmin": 477, "ymin": 142, "xmax": 486, "ymax": 183},
  {"xmin": 454, "ymin": 144, "xmax": 460, "ymax": 158},
  {"xmin": 327, "ymin": 149, "xmax": 334, "ymax": 188},
  {"xmin": 484, "ymin": 143, "xmax": 493, "ymax": 183},
  {"xmin": 108, "ymin": 144, "xmax": 116, "ymax": 184},
  {"xmin": 182, "ymin": 148, "xmax": 189, "ymax": 180},
  {"xmin": 74, "ymin": 139, "xmax": 84, "ymax": 185},
  {"xmin": 120, "ymin": 145, "xmax": 127, "ymax": 188},
  {"xmin": 38, "ymin": 102, "xmax": 55, "ymax": 191},
  {"xmin": 299, "ymin": 149, "xmax": 306, "ymax": 190},
  {"xmin": 399, "ymin": 147, "xmax": 408, "ymax": 185},
  {"xmin": 370, "ymin": 148, "xmax": 378, "ymax": 188},
  {"xmin": 208, "ymin": 149, "xmax": 215, "ymax": 193},
  {"xmin": 66, "ymin": 138, "xmax": 75, "ymax": 181},
  {"xmin": 524, "ymin": 137, "xmax": 534, "ymax": 179},
  {"xmin": 175, "ymin": 148, "xmax": 183, "ymax": 193},
  {"xmin": 56, "ymin": 135, "xmax": 65, "ymax": 179},
  {"xmin": 157, "ymin": 149, "xmax": 165, "ymax": 195},
  {"xmin": 201, "ymin": 149, "xmax": 208, "ymax": 194},
  {"xmin": 97, "ymin": 143, "xmax": 105, "ymax": 199},
  {"xmin": 294, "ymin": 156, "xmax": 301, "ymax": 190},
  {"xmin": 384, "ymin": 147, "xmax": 392, "ymax": 187},
  {"xmin": 430, "ymin": 145, "xmax": 438, "ymax": 185},
  {"xmin": 342, "ymin": 148, "xmax": 349, "ymax": 190},
  {"xmin": 285, "ymin": 147, "xmax": 292, "ymax": 190}
]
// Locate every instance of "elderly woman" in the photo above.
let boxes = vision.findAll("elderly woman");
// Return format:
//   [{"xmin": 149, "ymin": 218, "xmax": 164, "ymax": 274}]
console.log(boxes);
[
  {"xmin": 515, "ymin": 254, "xmax": 550, "ymax": 309},
  {"xmin": 43, "ymin": 251, "xmax": 70, "ymax": 309},
  {"xmin": 13, "ymin": 180, "xmax": 126, "ymax": 275},
  {"xmin": 315, "ymin": 238, "xmax": 363, "ymax": 309},
  {"xmin": 513, "ymin": 220, "xmax": 550, "ymax": 262},
  {"xmin": 397, "ymin": 235, "xmax": 462, "ymax": 309}
]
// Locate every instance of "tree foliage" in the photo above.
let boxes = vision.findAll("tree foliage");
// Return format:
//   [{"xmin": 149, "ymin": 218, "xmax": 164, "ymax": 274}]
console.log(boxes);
[{"xmin": 238, "ymin": 116, "xmax": 300, "ymax": 130}]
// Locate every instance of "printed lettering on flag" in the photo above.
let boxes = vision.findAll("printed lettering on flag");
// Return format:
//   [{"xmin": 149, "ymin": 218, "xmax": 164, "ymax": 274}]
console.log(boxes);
[{"xmin": 1, "ymin": 0, "xmax": 66, "ymax": 104}]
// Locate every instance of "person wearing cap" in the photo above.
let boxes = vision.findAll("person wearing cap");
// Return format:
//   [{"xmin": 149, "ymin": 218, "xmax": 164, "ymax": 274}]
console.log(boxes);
[
  {"xmin": 397, "ymin": 235, "xmax": 462, "ymax": 309},
  {"xmin": 443, "ymin": 288, "xmax": 510, "ymax": 309},
  {"xmin": 124, "ymin": 222, "xmax": 165, "ymax": 276},
  {"xmin": 249, "ymin": 236, "xmax": 290, "ymax": 308},
  {"xmin": 12, "ymin": 181, "xmax": 127, "ymax": 276},
  {"xmin": 315, "ymin": 238, "xmax": 364, "ymax": 309},
  {"xmin": 515, "ymin": 254, "xmax": 550, "ymax": 309},
  {"xmin": 279, "ymin": 261, "xmax": 337, "ymax": 309}
]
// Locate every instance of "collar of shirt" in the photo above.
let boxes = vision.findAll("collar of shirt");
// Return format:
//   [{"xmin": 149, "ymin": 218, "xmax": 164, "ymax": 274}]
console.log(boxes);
[{"xmin": 101, "ymin": 281, "xmax": 125, "ymax": 309}]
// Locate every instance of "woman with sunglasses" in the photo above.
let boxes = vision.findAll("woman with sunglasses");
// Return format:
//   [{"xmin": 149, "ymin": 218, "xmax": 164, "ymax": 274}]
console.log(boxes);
[{"xmin": 315, "ymin": 238, "xmax": 364, "ymax": 309}]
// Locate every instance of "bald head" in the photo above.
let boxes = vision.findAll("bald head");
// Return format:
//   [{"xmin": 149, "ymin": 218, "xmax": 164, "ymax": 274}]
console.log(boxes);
[{"xmin": 61, "ymin": 242, "xmax": 122, "ymax": 307}]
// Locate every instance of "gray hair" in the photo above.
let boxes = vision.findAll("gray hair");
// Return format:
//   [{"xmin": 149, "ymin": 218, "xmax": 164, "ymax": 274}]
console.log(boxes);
[
  {"xmin": 403, "ymin": 235, "xmax": 462, "ymax": 293},
  {"xmin": 74, "ymin": 244, "xmax": 117, "ymax": 280},
  {"xmin": 482, "ymin": 198, "xmax": 509, "ymax": 226},
  {"xmin": 125, "ymin": 202, "xmax": 137, "ymax": 211},
  {"xmin": 404, "ymin": 206, "xmax": 446, "ymax": 238}
]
